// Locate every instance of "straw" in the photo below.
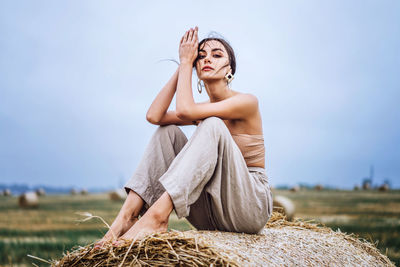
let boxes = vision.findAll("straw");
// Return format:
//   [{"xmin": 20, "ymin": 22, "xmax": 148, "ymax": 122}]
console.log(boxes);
[{"xmin": 50, "ymin": 212, "xmax": 394, "ymax": 266}]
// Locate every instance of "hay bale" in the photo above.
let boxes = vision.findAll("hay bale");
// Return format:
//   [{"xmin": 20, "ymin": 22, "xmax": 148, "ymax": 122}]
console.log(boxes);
[
  {"xmin": 80, "ymin": 189, "xmax": 89, "ymax": 195},
  {"xmin": 109, "ymin": 189, "xmax": 127, "ymax": 201},
  {"xmin": 2, "ymin": 189, "xmax": 12, "ymax": 196},
  {"xmin": 273, "ymin": 195, "xmax": 295, "ymax": 221},
  {"xmin": 18, "ymin": 192, "xmax": 39, "ymax": 208},
  {"xmin": 289, "ymin": 185, "xmax": 300, "ymax": 192},
  {"xmin": 314, "ymin": 184, "xmax": 323, "ymax": 191},
  {"xmin": 35, "ymin": 188, "xmax": 46, "ymax": 196},
  {"xmin": 70, "ymin": 189, "xmax": 78, "ymax": 195},
  {"xmin": 378, "ymin": 184, "xmax": 389, "ymax": 192},
  {"xmin": 362, "ymin": 182, "xmax": 371, "ymax": 190},
  {"xmin": 52, "ymin": 212, "xmax": 394, "ymax": 267}
]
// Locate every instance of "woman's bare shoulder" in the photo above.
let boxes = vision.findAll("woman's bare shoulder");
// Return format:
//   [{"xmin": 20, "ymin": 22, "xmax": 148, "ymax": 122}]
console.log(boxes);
[{"xmin": 231, "ymin": 92, "xmax": 259, "ymax": 106}]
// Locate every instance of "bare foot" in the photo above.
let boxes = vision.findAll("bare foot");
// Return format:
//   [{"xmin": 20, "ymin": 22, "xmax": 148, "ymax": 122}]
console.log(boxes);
[
  {"xmin": 118, "ymin": 210, "xmax": 168, "ymax": 242},
  {"xmin": 94, "ymin": 216, "xmax": 138, "ymax": 249}
]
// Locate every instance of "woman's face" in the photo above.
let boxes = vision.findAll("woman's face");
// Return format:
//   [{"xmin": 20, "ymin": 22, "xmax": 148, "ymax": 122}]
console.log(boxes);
[{"xmin": 195, "ymin": 40, "xmax": 231, "ymax": 81}]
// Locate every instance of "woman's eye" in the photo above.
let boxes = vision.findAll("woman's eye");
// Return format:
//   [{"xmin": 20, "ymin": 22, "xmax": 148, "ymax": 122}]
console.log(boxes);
[{"xmin": 197, "ymin": 54, "xmax": 221, "ymax": 59}]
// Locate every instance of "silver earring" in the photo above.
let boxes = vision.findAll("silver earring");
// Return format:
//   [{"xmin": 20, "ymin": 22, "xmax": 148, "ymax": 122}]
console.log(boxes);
[
  {"xmin": 197, "ymin": 79, "xmax": 203, "ymax": 94},
  {"xmin": 225, "ymin": 72, "xmax": 234, "ymax": 84}
]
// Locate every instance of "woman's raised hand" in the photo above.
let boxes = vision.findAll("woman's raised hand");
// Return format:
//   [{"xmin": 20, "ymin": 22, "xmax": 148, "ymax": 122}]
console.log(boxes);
[{"xmin": 179, "ymin": 26, "xmax": 199, "ymax": 65}]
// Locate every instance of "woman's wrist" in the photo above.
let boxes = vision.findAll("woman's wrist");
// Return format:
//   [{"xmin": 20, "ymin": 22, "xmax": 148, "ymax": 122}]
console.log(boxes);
[{"xmin": 179, "ymin": 60, "xmax": 193, "ymax": 67}]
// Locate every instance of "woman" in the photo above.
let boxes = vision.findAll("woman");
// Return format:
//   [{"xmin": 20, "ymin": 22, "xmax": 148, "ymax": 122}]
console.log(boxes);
[{"xmin": 96, "ymin": 26, "xmax": 273, "ymax": 247}]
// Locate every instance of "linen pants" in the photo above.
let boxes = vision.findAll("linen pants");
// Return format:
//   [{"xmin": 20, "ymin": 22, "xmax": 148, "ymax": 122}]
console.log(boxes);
[{"xmin": 124, "ymin": 117, "xmax": 273, "ymax": 234}]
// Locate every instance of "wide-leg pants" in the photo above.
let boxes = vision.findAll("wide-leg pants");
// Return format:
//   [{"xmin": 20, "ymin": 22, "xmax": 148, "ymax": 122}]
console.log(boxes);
[{"xmin": 124, "ymin": 117, "xmax": 273, "ymax": 234}]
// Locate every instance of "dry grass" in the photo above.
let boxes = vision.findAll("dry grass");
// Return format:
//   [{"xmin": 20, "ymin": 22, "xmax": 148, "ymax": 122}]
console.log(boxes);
[
  {"xmin": 2, "ymin": 191, "xmax": 398, "ymax": 265},
  {"xmin": 51, "ymin": 212, "xmax": 394, "ymax": 267}
]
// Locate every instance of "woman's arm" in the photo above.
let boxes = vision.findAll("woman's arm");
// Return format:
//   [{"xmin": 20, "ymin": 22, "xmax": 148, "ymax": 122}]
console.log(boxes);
[
  {"xmin": 146, "ymin": 67, "xmax": 198, "ymax": 126},
  {"xmin": 145, "ymin": 67, "xmax": 179, "ymax": 124}
]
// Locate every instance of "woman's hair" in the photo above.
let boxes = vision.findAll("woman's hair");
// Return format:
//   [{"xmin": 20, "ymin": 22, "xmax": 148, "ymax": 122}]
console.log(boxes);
[{"xmin": 194, "ymin": 33, "xmax": 236, "ymax": 75}]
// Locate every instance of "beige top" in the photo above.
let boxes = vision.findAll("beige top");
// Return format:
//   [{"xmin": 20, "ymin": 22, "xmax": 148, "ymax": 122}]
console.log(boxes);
[{"xmin": 231, "ymin": 133, "xmax": 265, "ymax": 166}]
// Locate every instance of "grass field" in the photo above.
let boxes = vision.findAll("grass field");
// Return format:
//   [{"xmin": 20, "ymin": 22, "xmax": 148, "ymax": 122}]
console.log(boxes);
[{"xmin": 0, "ymin": 189, "xmax": 399, "ymax": 266}]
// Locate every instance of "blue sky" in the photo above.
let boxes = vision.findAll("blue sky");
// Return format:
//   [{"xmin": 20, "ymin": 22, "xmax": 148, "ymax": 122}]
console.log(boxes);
[{"xmin": 1, "ymin": 0, "xmax": 399, "ymax": 189}]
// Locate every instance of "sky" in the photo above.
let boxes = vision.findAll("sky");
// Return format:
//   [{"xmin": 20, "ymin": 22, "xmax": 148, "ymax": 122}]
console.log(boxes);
[{"xmin": 0, "ymin": 0, "xmax": 399, "ymax": 189}]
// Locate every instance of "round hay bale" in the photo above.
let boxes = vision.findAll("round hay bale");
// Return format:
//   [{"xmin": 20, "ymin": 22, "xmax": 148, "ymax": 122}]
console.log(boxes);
[
  {"xmin": 53, "ymin": 212, "xmax": 394, "ymax": 267},
  {"xmin": 109, "ymin": 189, "xmax": 127, "ymax": 201},
  {"xmin": 289, "ymin": 185, "xmax": 300, "ymax": 192},
  {"xmin": 378, "ymin": 184, "xmax": 389, "ymax": 192},
  {"xmin": 35, "ymin": 188, "xmax": 46, "ymax": 196},
  {"xmin": 362, "ymin": 182, "xmax": 371, "ymax": 190},
  {"xmin": 2, "ymin": 189, "xmax": 12, "ymax": 196},
  {"xmin": 18, "ymin": 192, "xmax": 39, "ymax": 208},
  {"xmin": 80, "ymin": 189, "xmax": 88, "ymax": 195},
  {"xmin": 314, "ymin": 184, "xmax": 323, "ymax": 191},
  {"xmin": 273, "ymin": 195, "xmax": 295, "ymax": 221},
  {"xmin": 70, "ymin": 189, "xmax": 78, "ymax": 195}
]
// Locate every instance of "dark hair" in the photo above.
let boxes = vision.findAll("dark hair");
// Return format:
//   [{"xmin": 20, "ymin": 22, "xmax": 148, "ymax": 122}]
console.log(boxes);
[{"xmin": 193, "ymin": 35, "xmax": 236, "ymax": 75}]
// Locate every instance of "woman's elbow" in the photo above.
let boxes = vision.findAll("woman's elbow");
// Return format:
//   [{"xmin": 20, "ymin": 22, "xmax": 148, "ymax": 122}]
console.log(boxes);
[
  {"xmin": 146, "ymin": 113, "xmax": 160, "ymax": 125},
  {"xmin": 176, "ymin": 108, "xmax": 192, "ymax": 120}
]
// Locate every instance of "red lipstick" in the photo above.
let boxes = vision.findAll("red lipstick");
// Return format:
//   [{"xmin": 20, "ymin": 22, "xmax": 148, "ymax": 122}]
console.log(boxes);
[{"xmin": 202, "ymin": 65, "xmax": 214, "ymax": 71}]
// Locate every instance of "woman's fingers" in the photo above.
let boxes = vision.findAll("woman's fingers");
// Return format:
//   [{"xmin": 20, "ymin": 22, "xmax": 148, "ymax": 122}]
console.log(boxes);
[
  {"xmin": 179, "ymin": 27, "xmax": 199, "ymax": 63},
  {"xmin": 180, "ymin": 27, "xmax": 199, "ymax": 45},
  {"xmin": 193, "ymin": 27, "xmax": 198, "ymax": 43},
  {"xmin": 181, "ymin": 31, "xmax": 186, "ymax": 44},
  {"xmin": 194, "ymin": 27, "xmax": 198, "ymax": 42},
  {"xmin": 184, "ymin": 30, "xmax": 190, "ymax": 42},
  {"xmin": 188, "ymin": 28, "xmax": 194, "ymax": 42}
]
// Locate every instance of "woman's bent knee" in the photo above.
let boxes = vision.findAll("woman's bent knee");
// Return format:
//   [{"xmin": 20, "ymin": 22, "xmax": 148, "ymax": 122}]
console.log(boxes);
[
  {"xmin": 201, "ymin": 116, "xmax": 224, "ymax": 126},
  {"xmin": 199, "ymin": 117, "xmax": 227, "ymax": 131},
  {"xmin": 153, "ymin": 124, "xmax": 187, "ymax": 146},
  {"xmin": 155, "ymin": 124, "xmax": 181, "ymax": 137},
  {"xmin": 198, "ymin": 117, "xmax": 230, "ymax": 139}
]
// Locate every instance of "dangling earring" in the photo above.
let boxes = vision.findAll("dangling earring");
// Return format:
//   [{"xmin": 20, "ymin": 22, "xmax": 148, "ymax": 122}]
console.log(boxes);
[
  {"xmin": 197, "ymin": 78, "xmax": 203, "ymax": 94},
  {"xmin": 225, "ymin": 72, "xmax": 234, "ymax": 84}
]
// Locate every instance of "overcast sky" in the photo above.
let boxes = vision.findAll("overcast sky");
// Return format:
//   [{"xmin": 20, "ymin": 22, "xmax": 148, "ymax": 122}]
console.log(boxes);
[{"xmin": 1, "ymin": 0, "xmax": 399, "ymax": 189}]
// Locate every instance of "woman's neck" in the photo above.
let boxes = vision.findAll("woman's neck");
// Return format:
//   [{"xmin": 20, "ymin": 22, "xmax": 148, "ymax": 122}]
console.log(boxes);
[{"xmin": 204, "ymin": 79, "xmax": 233, "ymax": 102}]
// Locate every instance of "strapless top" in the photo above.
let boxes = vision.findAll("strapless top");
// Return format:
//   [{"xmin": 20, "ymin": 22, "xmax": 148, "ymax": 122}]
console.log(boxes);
[{"xmin": 231, "ymin": 133, "xmax": 265, "ymax": 166}]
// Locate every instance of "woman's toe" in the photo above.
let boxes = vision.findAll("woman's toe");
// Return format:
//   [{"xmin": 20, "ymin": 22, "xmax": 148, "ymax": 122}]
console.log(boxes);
[{"xmin": 112, "ymin": 240, "xmax": 124, "ymax": 247}]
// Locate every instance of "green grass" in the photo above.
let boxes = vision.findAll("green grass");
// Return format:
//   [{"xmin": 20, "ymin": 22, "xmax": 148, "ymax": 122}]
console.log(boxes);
[
  {"xmin": 0, "ymin": 232, "xmax": 96, "ymax": 266},
  {"xmin": 0, "ymin": 194, "xmax": 193, "ymax": 266},
  {"xmin": 0, "ymin": 190, "xmax": 399, "ymax": 266}
]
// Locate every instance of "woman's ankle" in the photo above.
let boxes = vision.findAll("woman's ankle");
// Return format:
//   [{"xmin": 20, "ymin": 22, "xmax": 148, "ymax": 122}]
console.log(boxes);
[
  {"xmin": 108, "ymin": 216, "xmax": 136, "ymax": 237},
  {"xmin": 120, "ymin": 212, "xmax": 139, "ymax": 224},
  {"xmin": 146, "ymin": 207, "xmax": 170, "ymax": 225}
]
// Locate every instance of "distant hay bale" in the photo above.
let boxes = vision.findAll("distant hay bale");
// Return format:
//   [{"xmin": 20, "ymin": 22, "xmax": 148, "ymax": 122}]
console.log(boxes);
[
  {"xmin": 80, "ymin": 189, "xmax": 89, "ymax": 195},
  {"xmin": 314, "ymin": 184, "xmax": 323, "ymax": 191},
  {"xmin": 362, "ymin": 182, "xmax": 371, "ymax": 190},
  {"xmin": 2, "ymin": 189, "xmax": 12, "ymax": 196},
  {"xmin": 289, "ymin": 185, "xmax": 300, "ymax": 192},
  {"xmin": 109, "ymin": 189, "xmax": 127, "ymax": 201},
  {"xmin": 18, "ymin": 192, "xmax": 39, "ymax": 208},
  {"xmin": 378, "ymin": 184, "xmax": 389, "ymax": 192},
  {"xmin": 273, "ymin": 195, "xmax": 295, "ymax": 221},
  {"xmin": 52, "ymin": 212, "xmax": 394, "ymax": 267},
  {"xmin": 35, "ymin": 188, "xmax": 46, "ymax": 196},
  {"xmin": 70, "ymin": 189, "xmax": 78, "ymax": 195}
]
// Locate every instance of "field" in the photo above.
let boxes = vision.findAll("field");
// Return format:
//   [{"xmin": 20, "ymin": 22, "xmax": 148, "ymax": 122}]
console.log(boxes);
[{"xmin": 0, "ymin": 189, "xmax": 399, "ymax": 266}]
